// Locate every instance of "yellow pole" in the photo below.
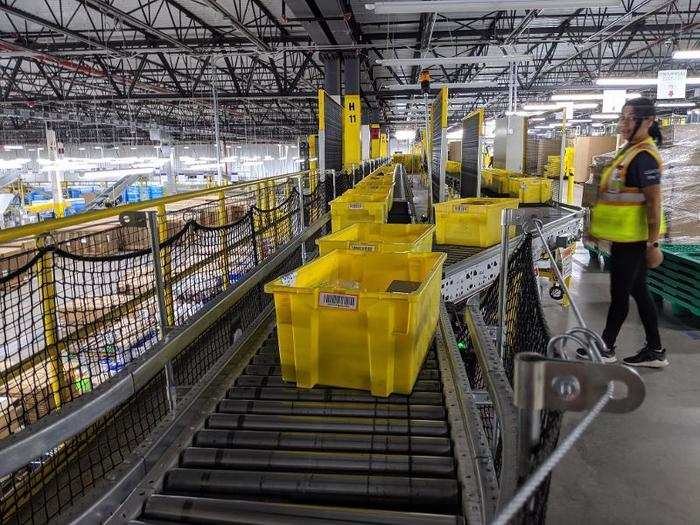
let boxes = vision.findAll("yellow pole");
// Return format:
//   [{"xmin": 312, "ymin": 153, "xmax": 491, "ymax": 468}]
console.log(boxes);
[
  {"xmin": 156, "ymin": 204, "xmax": 175, "ymax": 325},
  {"xmin": 217, "ymin": 190, "xmax": 231, "ymax": 290},
  {"xmin": 567, "ymin": 173, "xmax": 575, "ymax": 204},
  {"xmin": 37, "ymin": 247, "xmax": 68, "ymax": 409}
]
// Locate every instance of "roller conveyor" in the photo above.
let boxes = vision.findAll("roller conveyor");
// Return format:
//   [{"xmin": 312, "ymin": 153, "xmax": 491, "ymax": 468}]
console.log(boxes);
[
  {"xmin": 122, "ymin": 174, "xmax": 581, "ymax": 525},
  {"xmin": 135, "ymin": 332, "xmax": 467, "ymax": 525}
]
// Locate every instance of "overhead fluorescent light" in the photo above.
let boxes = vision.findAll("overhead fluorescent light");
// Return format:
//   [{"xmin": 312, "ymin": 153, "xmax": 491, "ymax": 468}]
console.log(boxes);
[
  {"xmin": 656, "ymin": 101, "xmax": 696, "ymax": 108},
  {"xmin": 523, "ymin": 102, "xmax": 599, "ymax": 111},
  {"xmin": 596, "ymin": 76, "xmax": 700, "ymax": 86},
  {"xmin": 3, "ymin": 144, "xmax": 24, "ymax": 150},
  {"xmin": 551, "ymin": 93, "xmax": 605, "ymax": 101},
  {"xmin": 591, "ymin": 113, "xmax": 620, "ymax": 120},
  {"xmin": 80, "ymin": 167, "xmax": 154, "ymax": 180},
  {"xmin": 395, "ymin": 129, "xmax": 416, "ymax": 141},
  {"xmin": 366, "ymin": 0, "xmax": 619, "ymax": 14},
  {"xmin": 529, "ymin": 117, "xmax": 547, "ymax": 122},
  {"xmin": 376, "ymin": 55, "xmax": 532, "ymax": 68},
  {"xmin": 672, "ymin": 50, "xmax": 700, "ymax": 60},
  {"xmin": 383, "ymin": 81, "xmax": 497, "ymax": 91}
]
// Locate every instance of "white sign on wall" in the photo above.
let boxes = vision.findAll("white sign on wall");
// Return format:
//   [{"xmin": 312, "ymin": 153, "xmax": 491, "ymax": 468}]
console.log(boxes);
[
  {"xmin": 657, "ymin": 69, "xmax": 687, "ymax": 99},
  {"xmin": 602, "ymin": 90, "xmax": 627, "ymax": 113}
]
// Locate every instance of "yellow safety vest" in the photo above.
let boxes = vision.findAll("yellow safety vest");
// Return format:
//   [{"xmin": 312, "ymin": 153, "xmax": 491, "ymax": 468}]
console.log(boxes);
[{"xmin": 590, "ymin": 137, "xmax": 666, "ymax": 242}]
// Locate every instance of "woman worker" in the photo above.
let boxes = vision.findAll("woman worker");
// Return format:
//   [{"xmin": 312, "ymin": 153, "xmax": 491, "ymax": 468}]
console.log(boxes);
[{"xmin": 585, "ymin": 97, "xmax": 668, "ymax": 368}]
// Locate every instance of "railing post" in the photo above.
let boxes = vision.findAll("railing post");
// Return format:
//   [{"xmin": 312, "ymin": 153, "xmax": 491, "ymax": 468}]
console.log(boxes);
[
  {"xmin": 217, "ymin": 190, "xmax": 231, "ymax": 290},
  {"xmin": 36, "ymin": 240, "xmax": 68, "ymax": 410},
  {"xmin": 249, "ymin": 210, "xmax": 260, "ymax": 266},
  {"xmin": 156, "ymin": 204, "xmax": 175, "ymax": 326},
  {"xmin": 496, "ymin": 208, "xmax": 513, "ymax": 359},
  {"xmin": 331, "ymin": 169, "xmax": 337, "ymax": 199},
  {"xmin": 146, "ymin": 211, "xmax": 177, "ymax": 411},
  {"xmin": 297, "ymin": 175, "xmax": 307, "ymax": 263}
]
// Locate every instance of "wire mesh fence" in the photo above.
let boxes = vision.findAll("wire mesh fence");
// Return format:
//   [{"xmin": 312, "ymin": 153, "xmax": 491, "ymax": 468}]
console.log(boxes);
[
  {"xmin": 0, "ymin": 176, "xmax": 314, "ymax": 524},
  {"xmin": 480, "ymin": 234, "xmax": 562, "ymax": 524},
  {"xmin": 0, "ymin": 161, "xmax": 394, "ymax": 524}
]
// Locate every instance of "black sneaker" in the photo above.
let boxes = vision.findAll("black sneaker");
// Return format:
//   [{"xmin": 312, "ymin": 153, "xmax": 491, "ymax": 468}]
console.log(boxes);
[
  {"xmin": 623, "ymin": 347, "xmax": 669, "ymax": 368},
  {"xmin": 576, "ymin": 346, "xmax": 617, "ymax": 363}
]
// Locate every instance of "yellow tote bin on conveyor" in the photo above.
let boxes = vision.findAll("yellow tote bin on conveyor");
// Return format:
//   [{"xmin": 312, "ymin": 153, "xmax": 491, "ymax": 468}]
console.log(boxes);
[
  {"xmin": 264, "ymin": 250, "xmax": 447, "ymax": 397},
  {"xmin": 354, "ymin": 179, "xmax": 395, "ymax": 203},
  {"xmin": 330, "ymin": 189, "xmax": 391, "ymax": 232},
  {"xmin": 316, "ymin": 223, "xmax": 435, "ymax": 256},
  {"xmin": 508, "ymin": 177, "xmax": 553, "ymax": 204},
  {"xmin": 434, "ymin": 197, "xmax": 519, "ymax": 247}
]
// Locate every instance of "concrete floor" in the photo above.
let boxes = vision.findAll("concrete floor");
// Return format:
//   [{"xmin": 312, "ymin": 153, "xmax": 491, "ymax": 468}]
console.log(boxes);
[
  {"xmin": 545, "ymin": 245, "xmax": 700, "ymax": 524},
  {"xmin": 405, "ymin": 174, "xmax": 700, "ymax": 522}
]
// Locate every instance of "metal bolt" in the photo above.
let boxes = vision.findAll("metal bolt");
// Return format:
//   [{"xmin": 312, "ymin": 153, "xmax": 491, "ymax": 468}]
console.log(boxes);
[{"xmin": 551, "ymin": 375, "xmax": 581, "ymax": 402}]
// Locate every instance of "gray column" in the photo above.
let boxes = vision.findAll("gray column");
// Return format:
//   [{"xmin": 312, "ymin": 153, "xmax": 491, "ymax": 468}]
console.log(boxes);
[
  {"xmin": 343, "ymin": 55, "xmax": 360, "ymax": 95},
  {"xmin": 321, "ymin": 53, "xmax": 341, "ymax": 97}
]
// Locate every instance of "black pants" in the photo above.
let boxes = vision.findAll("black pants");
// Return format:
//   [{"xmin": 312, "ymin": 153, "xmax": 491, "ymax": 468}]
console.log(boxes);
[{"xmin": 602, "ymin": 241, "xmax": 661, "ymax": 350}]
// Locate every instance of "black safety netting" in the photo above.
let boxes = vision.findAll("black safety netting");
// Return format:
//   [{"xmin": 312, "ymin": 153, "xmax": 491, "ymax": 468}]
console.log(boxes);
[
  {"xmin": 0, "ymin": 179, "xmax": 310, "ymax": 524},
  {"xmin": 480, "ymin": 234, "xmax": 562, "ymax": 525}
]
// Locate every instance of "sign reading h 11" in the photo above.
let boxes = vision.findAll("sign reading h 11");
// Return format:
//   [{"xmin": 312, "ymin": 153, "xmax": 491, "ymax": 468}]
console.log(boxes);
[{"xmin": 657, "ymin": 69, "xmax": 687, "ymax": 100}]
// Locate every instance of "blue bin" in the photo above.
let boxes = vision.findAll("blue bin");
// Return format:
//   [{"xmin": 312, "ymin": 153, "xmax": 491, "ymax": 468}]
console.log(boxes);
[{"xmin": 148, "ymin": 186, "xmax": 164, "ymax": 199}]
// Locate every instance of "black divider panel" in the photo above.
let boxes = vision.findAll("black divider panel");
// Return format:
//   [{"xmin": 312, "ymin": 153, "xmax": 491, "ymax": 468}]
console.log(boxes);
[
  {"xmin": 431, "ymin": 98, "xmax": 443, "ymax": 204},
  {"xmin": 324, "ymin": 93, "xmax": 343, "ymax": 172},
  {"xmin": 460, "ymin": 114, "xmax": 480, "ymax": 197}
]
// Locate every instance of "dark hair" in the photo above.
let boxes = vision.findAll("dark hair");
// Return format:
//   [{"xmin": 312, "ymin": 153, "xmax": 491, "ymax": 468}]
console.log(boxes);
[{"xmin": 622, "ymin": 97, "xmax": 663, "ymax": 146}]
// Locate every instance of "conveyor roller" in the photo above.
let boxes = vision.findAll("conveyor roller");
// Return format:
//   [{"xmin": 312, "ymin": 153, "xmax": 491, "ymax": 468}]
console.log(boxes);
[{"xmin": 136, "ymin": 330, "xmax": 467, "ymax": 523}]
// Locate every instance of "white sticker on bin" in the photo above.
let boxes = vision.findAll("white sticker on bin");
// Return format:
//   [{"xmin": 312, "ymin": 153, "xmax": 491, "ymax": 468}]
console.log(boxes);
[
  {"xmin": 280, "ymin": 272, "xmax": 297, "ymax": 286},
  {"xmin": 349, "ymin": 242, "xmax": 376, "ymax": 252},
  {"xmin": 453, "ymin": 204, "xmax": 469, "ymax": 212},
  {"xmin": 348, "ymin": 202, "xmax": 363, "ymax": 209},
  {"xmin": 319, "ymin": 292, "xmax": 358, "ymax": 310}
]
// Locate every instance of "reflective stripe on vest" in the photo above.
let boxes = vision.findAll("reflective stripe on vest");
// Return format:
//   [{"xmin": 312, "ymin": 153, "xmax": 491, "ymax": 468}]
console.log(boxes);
[{"xmin": 590, "ymin": 137, "xmax": 666, "ymax": 242}]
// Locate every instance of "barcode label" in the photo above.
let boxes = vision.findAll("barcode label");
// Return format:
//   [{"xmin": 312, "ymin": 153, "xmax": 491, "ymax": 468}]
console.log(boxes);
[
  {"xmin": 453, "ymin": 204, "xmax": 469, "ymax": 212},
  {"xmin": 349, "ymin": 242, "xmax": 376, "ymax": 252},
  {"xmin": 348, "ymin": 202, "xmax": 363, "ymax": 209},
  {"xmin": 280, "ymin": 272, "xmax": 297, "ymax": 286},
  {"xmin": 319, "ymin": 292, "xmax": 358, "ymax": 310}
]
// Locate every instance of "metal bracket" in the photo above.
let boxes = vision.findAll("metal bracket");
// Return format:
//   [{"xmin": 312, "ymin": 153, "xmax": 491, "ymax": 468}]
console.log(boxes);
[
  {"xmin": 119, "ymin": 211, "xmax": 148, "ymax": 228},
  {"xmin": 514, "ymin": 352, "xmax": 645, "ymax": 413}
]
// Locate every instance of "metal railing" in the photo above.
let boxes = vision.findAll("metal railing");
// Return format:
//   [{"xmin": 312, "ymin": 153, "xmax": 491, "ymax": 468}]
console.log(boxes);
[{"xmin": 0, "ymin": 161, "xmax": 395, "ymax": 523}]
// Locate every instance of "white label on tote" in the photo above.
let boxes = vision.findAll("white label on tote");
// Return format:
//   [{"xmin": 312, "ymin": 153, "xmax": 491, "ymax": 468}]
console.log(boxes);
[
  {"xmin": 348, "ymin": 202, "xmax": 363, "ymax": 209},
  {"xmin": 319, "ymin": 292, "xmax": 358, "ymax": 310},
  {"xmin": 453, "ymin": 204, "xmax": 469, "ymax": 212},
  {"xmin": 349, "ymin": 242, "xmax": 376, "ymax": 252},
  {"xmin": 280, "ymin": 272, "xmax": 297, "ymax": 286}
]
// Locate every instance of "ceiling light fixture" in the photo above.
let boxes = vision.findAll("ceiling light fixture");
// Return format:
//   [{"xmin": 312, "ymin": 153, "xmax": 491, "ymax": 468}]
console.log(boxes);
[
  {"xmin": 655, "ymin": 101, "xmax": 696, "ymax": 108},
  {"xmin": 596, "ymin": 76, "xmax": 700, "ymax": 86},
  {"xmin": 523, "ymin": 102, "xmax": 598, "ymax": 111},
  {"xmin": 376, "ymin": 55, "xmax": 532, "ymax": 67},
  {"xmin": 591, "ymin": 113, "xmax": 620, "ymax": 120},
  {"xmin": 365, "ymin": 0, "xmax": 619, "ymax": 14},
  {"xmin": 383, "ymin": 81, "xmax": 498, "ymax": 91},
  {"xmin": 672, "ymin": 50, "xmax": 700, "ymax": 60},
  {"xmin": 551, "ymin": 93, "xmax": 605, "ymax": 101}
]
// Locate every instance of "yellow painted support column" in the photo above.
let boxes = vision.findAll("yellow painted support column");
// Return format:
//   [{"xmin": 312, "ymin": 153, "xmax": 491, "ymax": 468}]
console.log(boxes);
[
  {"xmin": 567, "ymin": 173, "xmax": 575, "ymax": 204},
  {"xmin": 285, "ymin": 178, "xmax": 293, "ymax": 235},
  {"xmin": 217, "ymin": 190, "xmax": 231, "ymax": 290},
  {"xmin": 343, "ymin": 94, "xmax": 362, "ymax": 169},
  {"xmin": 156, "ymin": 204, "xmax": 175, "ymax": 325},
  {"xmin": 308, "ymin": 134, "xmax": 318, "ymax": 186},
  {"xmin": 37, "ymin": 247, "xmax": 68, "ymax": 409}
]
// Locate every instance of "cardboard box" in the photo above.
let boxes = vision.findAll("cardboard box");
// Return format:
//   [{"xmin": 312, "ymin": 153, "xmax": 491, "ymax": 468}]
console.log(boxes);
[
  {"xmin": 57, "ymin": 295, "xmax": 131, "ymax": 330},
  {"xmin": 448, "ymin": 141, "xmax": 462, "ymax": 162},
  {"xmin": 572, "ymin": 136, "xmax": 617, "ymax": 183},
  {"xmin": 0, "ymin": 246, "xmax": 34, "ymax": 291}
]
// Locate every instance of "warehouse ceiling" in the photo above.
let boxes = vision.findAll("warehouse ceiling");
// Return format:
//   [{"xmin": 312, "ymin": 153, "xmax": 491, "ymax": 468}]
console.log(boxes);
[{"xmin": 0, "ymin": 0, "xmax": 697, "ymax": 143}]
